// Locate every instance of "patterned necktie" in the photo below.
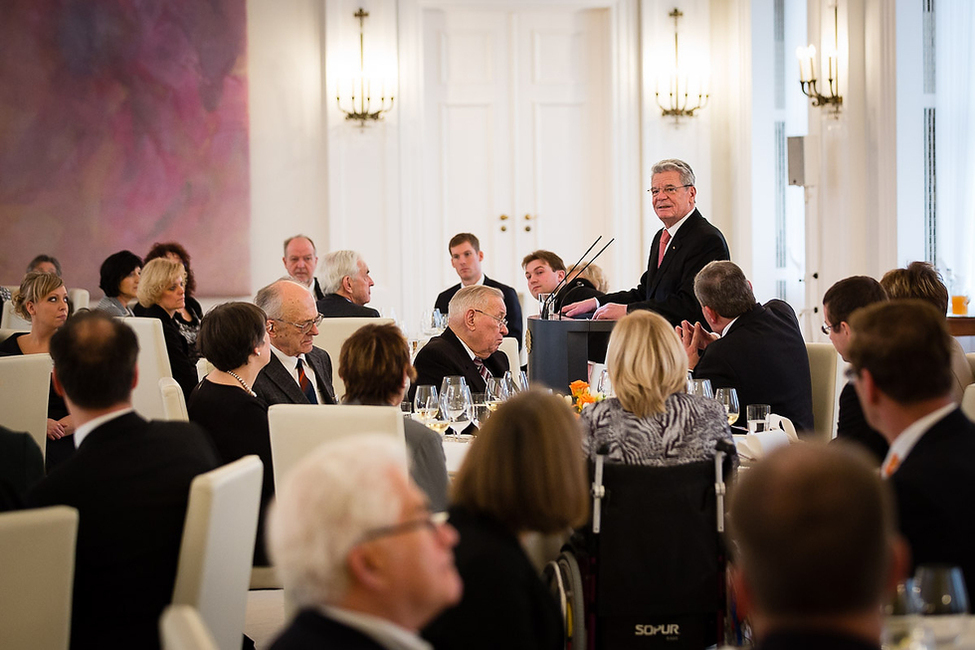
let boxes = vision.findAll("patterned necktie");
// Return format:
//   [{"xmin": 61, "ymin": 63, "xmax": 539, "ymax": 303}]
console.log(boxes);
[
  {"xmin": 473, "ymin": 357, "xmax": 492, "ymax": 383},
  {"xmin": 296, "ymin": 357, "xmax": 318, "ymax": 404},
  {"xmin": 657, "ymin": 229, "xmax": 672, "ymax": 268}
]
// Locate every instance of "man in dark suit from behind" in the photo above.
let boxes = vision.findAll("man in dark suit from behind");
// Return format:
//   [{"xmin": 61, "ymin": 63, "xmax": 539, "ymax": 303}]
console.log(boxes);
[
  {"xmin": 563, "ymin": 158, "xmax": 729, "ymax": 325},
  {"xmin": 29, "ymin": 312, "xmax": 219, "ymax": 650},
  {"xmin": 729, "ymin": 443, "xmax": 907, "ymax": 650},
  {"xmin": 434, "ymin": 232, "xmax": 524, "ymax": 350},
  {"xmin": 848, "ymin": 300, "xmax": 975, "ymax": 591},
  {"xmin": 678, "ymin": 261, "xmax": 814, "ymax": 432},
  {"xmin": 316, "ymin": 249, "xmax": 381, "ymax": 318},
  {"xmin": 254, "ymin": 279, "xmax": 337, "ymax": 406}
]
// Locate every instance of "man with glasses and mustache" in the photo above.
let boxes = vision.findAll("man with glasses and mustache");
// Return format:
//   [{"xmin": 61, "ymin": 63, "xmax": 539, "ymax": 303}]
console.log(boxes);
[
  {"xmin": 563, "ymin": 158, "xmax": 729, "ymax": 327},
  {"xmin": 254, "ymin": 279, "xmax": 337, "ymax": 406}
]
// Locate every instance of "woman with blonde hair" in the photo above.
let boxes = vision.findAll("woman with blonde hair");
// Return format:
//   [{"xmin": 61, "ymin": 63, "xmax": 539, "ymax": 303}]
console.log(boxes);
[
  {"xmin": 0, "ymin": 272, "xmax": 74, "ymax": 469},
  {"xmin": 422, "ymin": 390, "xmax": 588, "ymax": 650},
  {"xmin": 135, "ymin": 258, "xmax": 198, "ymax": 397},
  {"xmin": 581, "ymin": 310, "xmax": 733, "ymax": 466}
]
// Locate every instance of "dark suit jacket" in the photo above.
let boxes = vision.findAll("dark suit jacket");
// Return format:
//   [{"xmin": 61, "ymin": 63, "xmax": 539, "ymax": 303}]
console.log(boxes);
[
  {"xmin": 553, "ymin": 277, "xmax": 604, "ymax": 313},
  {"xmin": 316, "ymin": 293, "xmax": 381, "ymax": 318},
  {"xmin": 435, "ymin": 275, "xmax": 524, "ymax": 350},
  {"xmin": 602, "ymin": 210, "xmax": 730, "ymax": 326},
  {"xmin": 269, "ymin": 609, "xmax": 391, "ymax": 650},
  {"xmin": 832, "ymin": 381, "xmax": 888, "ymax": 465},
  {"xmin": 0, "ymin": 426, "xmax": 43, "ymax": 511},
  {"xmin": 409, "ymin": 327, "xmax": 510, "ymax": 401},
  {"xmin": 891, "ymin": 408, "xmax": 975, "ymax": 592},
  {"xmin": 134, "ymin": 303, "xmax": 200, "ymax": 399},
  {"xmin": 28, "ymin": 412, "xmax": 219, "ymax": 650},
  {"xmin": 312, "ymin": 277, "xmax": 326, "ymax": 302},
  {"xmin": 254, "ymin": 346, "xmax": 337, "ymax": 406},
  {"xmin": 693, "ymin": 300, "xmax": 814, "ymax": 432}
]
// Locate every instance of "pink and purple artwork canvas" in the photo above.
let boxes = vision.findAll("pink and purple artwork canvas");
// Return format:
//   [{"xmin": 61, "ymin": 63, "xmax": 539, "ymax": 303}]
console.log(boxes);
[{"xmin": 0, "ymin": 0, "xmax": 250, "ymax": 296}]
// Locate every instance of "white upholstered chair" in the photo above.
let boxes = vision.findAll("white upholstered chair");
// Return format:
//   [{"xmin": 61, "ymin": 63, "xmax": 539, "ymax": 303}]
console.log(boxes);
[
  {"xmin": 160, "ymin": 377, "xmax": 190, "ymax": 422},
  {"xmin": 67, "ymin": 288, "xmax": 89, "ymax": 312},
  {"xmin": 160, "ymin": 605, "xmax": 219, "ymax": 650},
  {"xmin": 963, "ymin": 384, "xmax": 975, "ymax": 423},
  {"xmin": 311, "ymin": 317, "xmax": 394, "ymax": 400},
  {"xmin": 805, "ymin": 342, "xmax": 840, "ymax": 443},
  {"xmin": 498, "ymin": 336, "xmax": 520, "ymax": 375},
  {"xmin": 0, "ymin": 353, "xmax": 53, "ymax": 460},
  {"xmin": 1, "ymin": 300, "xmax": 31, "ymax": 330},
  {"xmin": 196, "ymin": 358, "xmax": 215, "ymax": 382},
  {"xmin": 0, "ymin": 505, "xmax": 79, "ymax": 650},
  {"xmin": 120, "ymin": 317, "xmax": 173, "ymax": 420},
  {"xmin": 172, "ymin": 455, "xmax": 263, "ymax": 650}
]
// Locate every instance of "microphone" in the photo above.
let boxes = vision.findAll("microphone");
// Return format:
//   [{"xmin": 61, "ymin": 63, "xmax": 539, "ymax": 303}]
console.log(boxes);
[{"xmin": 543, "ymin": 237, "xmax": 615, "ymax": 318}]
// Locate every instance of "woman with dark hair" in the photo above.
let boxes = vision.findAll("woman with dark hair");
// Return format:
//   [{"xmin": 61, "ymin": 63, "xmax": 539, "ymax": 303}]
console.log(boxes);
[
  {"xmin": 144, "ymin": 242, "xmax": 203, "ymax": 359},
  {"xmin": 0, "ymin": 272, "xmax": 74, "ymax": 470},
  {"xmin": 338, "ymin": 322, "xmax": 449, "ymax": 511},
  {"xmin": 188, "ymin": 302, "xmax": 273, "ymax": 565},
  {"xmin": 422, "ymin": 391, "xmax": 589, "ymax": 650},
  {"xmin": 95, "ymin": 250, "xmax": 142, "ymax": 317}
]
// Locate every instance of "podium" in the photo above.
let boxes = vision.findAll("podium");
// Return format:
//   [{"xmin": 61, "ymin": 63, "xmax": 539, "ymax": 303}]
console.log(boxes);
[{"xmin": 527, "ymin": 316, "xmax": 617, "ymax": 393}]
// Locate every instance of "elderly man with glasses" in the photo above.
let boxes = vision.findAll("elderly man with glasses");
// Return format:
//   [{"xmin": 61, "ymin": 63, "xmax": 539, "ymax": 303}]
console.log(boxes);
[
  {"xmin": 254, "ymin": 279, "xmax": 337, "ymax": 406},
  {"xmin": 563, "ymin": 158, "xmax": 729, "ymax": 327},
  {"xmin": 410, "ymin": 285, "xmax": 510, "ymax": 402}
]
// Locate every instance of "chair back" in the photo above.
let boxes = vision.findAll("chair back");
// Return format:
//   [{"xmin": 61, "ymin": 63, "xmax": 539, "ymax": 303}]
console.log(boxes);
[
  {"xmin": 67, "ymin": 288, "xmax": 90, "ymax": 312},
  {"xmin": 0, "ymin": 505, "xmax": 79, "ymax": 650},
  {"xmin": 172, "ymin": 455, "xmax": 263, "ymax": 650},
  {"xmin": 1, "ymin": 300, "xmax": 31, "ymax": 330},
  {"xmin": 498, "ymin": 336, "xmax": 520, "ymax": 374},
  {"xmin": 311, "ymin": 317, "xmax": 394, "ymax": 400},
  {"xmin": 268, "ymin": 404, "xmax": 406, "ymax": 488},
  {"xmin": 0, "ymin": 354, "xmax": 53, "ymax": 461},
  {"xmin": 121, "ymin": 317, "xmax": 173, "ymax": 420},
  {"xmin": 160, "ymin": 377, "xmax": 190, "ymax": 422},
  {"xmin": 196, "ymin": 358, "xmax": 215, "ymax": 382},
  {"xmin": 968, "ymin": 352, "xmax": 975, "ymax": 378},
  {"xmin": 0, "ymin": 327, "xmax": 29, "ymax": 343},
  {"xmin": 963, "ymin": 384, "xmax": 975, "ymax": 423},
  {"xmin": 160, "ymin": 605, "xmax": 219, "ymax": 650},
  {"xmin": 805, "ymin": 342, "xmax": 839, "ymax": 443}
]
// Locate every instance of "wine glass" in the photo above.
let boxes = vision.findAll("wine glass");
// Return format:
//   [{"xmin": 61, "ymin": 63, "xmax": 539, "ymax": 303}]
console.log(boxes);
[
  {"xmin": 913, "ymin": 565, "xmax": 970, "ymax": 643},
  {"xmin": 715, "ymin": 388, "xmax": 739, "ymax": 426},
  {"xmin": 687, "ymin": 378, "xmax": 713, "ymax": 399},
  {"xmin": 502, "ymin": 371, "xmax": 519, "ymax": 396},
  {"xmin": 413, "ymin": 385, "xmax": 439, "ymax": 422},
  {"xmin": 519, "ymin": 370, "xmax": 529, "ymax": 392},
  {"xmin": 440, "ymin": 377, "xmax": 472, "ymax": 438},
  {"xmin": 596, "ymin": 368, "xmax": 613, "ymax": 397},
  {"xmin": 485, "ymin": 377, "xmax": 508, "ymax": 412},
  {"xmin": 470, "ymin": 392, "xmax": 491, "ymax": 428}
]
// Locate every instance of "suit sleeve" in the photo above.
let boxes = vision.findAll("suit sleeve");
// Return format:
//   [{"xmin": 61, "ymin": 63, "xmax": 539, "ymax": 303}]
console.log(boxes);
[
  {"xmin": 410, "ymin": 346, "xmax": 457, "ymax": 402},
  {"xmin": 501, "ymin": 285, "xmax": 523, "ymax": 350},
  {"xmin": 693, "ymin": 343, "xmax": 739, "ymax": 392}
]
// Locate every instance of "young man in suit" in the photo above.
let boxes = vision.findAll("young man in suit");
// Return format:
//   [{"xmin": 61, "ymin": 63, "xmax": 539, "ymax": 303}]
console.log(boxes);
[
  {"xmin": 848, "ymin": 299, "xmax": 975, "ymax": 591},
  {"xmin": 316, "ymin": 249, "xmax": 381, "ymax": 318},
  {"xmin": 29, "ymin": 312, "xmax": 219, "ymax": 650},
  {"xmin": 434, "ymin": 233, "xmax": 523, "ymax": 350},
  {"xmin": 563, "ymin": 158, "xmax": 729, "ymax": 325},
  {"xmin": 522, "ymin": 249, "xmax": 604, "ymax": 314},
  {"xmin": 254, "ymin": 279, "xmax": 337, "ymax": 406},
  {"xmin": 678, "ymin": 261, "xmax": 814, "ymax": 432}
]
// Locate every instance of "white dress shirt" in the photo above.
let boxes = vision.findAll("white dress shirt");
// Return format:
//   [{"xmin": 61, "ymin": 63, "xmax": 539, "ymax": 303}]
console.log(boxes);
[{"xmin": 270, "ymin": 345, "xmax": 324, "ymax": 404}]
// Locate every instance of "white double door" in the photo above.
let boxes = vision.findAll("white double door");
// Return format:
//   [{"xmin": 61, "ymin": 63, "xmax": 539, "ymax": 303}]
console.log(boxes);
[{"xmin": 420, "ymin": 5, "xmax": 613, "ymax": 298}]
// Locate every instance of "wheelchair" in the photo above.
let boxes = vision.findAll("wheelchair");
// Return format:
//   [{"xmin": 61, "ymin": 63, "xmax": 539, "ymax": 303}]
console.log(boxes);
[{"xmin": 545, "ymin": 440, "xmax": 736, "ymax": 650}]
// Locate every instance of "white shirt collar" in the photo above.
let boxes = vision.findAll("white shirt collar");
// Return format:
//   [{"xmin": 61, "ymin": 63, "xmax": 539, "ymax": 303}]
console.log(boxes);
[
  {"xmin": 717, "ymin": 315, "xmax": 740, "ymax": 337},
  {"xmin": 664, "ymin": 208, "xmax": 695, "ymax": 238},
  {"xmin": 319, "ymin": 606, "xmax": 432, "ymax": 650},
  {"xmin": 74, "ymin": 407, "xmax": 134, "ymax": 448},
  {"xmin": 461, "ymin": 274, "xmax": 485, "ymax": 288},
  {"xmin": 270, "ymin": 343, "xmax": 304, "ymax": 371},
  {"xmin": 452, "ymin": 328, "xmax": 479, "ymax": 361},
  {"xmin": 881, "ymin": 403, "xmax": 956, "ymax": 477}
]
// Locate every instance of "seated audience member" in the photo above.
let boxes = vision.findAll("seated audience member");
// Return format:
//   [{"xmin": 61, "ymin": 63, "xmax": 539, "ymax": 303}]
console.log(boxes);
[
  {"xmin": 422, "ymin": 391, "xmax": 588, "ymax": 650},
  {"xmin": 848, "ymin": 300, "xmax": 975, "ymax": 591},
  {"xmin": 135, "ymin": 258, "xmax": 199, "ymax": 398},
  {"xmin": 522, "ymin": 249, "xmax": 603, "ymax": 314},
  {"xmin": 0, "ymin": 272, "xmax": 75, "ymax": 470},
  {"xmin": 144, "ymin": 242, "xmax": 204, "ymax": 360},
  {"xmin": 339, "ymin": 322, "xmax": 449, "ymax": 512},
  {"xmin": 435, "ymin": 233, "xmax": 523, "ymax": 350},
  {"xmin": 0, "ymin": 425, "xmax": 44, "ymax": 511},
  {"xmin": 188, "ymin": 302, "xmax": 274, "ymax": 566},
  {"xmin": 678, "ymin": 261, "xmax": 814, "ymax": 432},
  {"xmin": 822, "ymin": 276, "xmax": 889, "ymax": 464},
  {"xmin": 316, "ymin": 250, "xmax": 380, "ymax": 318},
  {"xmin": 577, "ymin": 262, "xmax": 608, "ymax": 293},
  {"xmin": 29, "ymin": 312, "xmax": 218, "ymax": 650},
  {"xmin": 95, "ymin": 250, "xmax": 142, "ymax": 317},
  {"xmin": 582, "ymin": 311, "xmax": 735, "ymax": 466},
  {"xmin": 282, "ymin": 234, "xmax": 325, "ymax": 301},
  {"xmin": 0, "ymin": 285, "xmax": 10, "ymax": 310},
  {"xmin": 26, "ymin": 254, "xmax": 62, "ymax": 276},
  {"xmin": 410, "ymin": 285, "xmax": 510, "ymax": 401},
  {"xmin": 728, "ymin": 444, "xmax": 906, "ymax": 650},
  {"xmin": 880, "ymin": 261, "xmax": 974, "ymax": 402},
  {"xmin": 267, "ymin": 435, "xmax": 462, "ymax": 650},
  {"xmin": 254, "ymin": 279, "xmax": 337, "ymax": 405}
]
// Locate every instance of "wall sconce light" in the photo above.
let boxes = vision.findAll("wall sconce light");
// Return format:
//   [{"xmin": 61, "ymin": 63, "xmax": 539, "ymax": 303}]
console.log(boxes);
[
  {"xmin": 336, "ymin": 8, "xmax": 394, "ymax": 125},
  {"xmin": 655, "ymin": 8, "xmax": 709, "ymax": 123},
  {"xmin": 796, "ymin": 3, "xmax": 843, "ymax": 115}
]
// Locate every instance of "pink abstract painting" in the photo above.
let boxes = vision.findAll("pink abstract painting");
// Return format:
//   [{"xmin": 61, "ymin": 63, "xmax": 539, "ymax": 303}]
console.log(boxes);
[{"xmin": 0, "ymin": 0, "xmax": 250, "ymax": 296}]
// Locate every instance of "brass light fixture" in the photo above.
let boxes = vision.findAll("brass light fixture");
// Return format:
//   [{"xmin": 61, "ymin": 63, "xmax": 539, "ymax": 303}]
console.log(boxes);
[
  {"xmin": 796, "ymin": 3, "xmax": 843, "ymax": 115},
  {"xmin": 336, "ymin": 8, "xmax": 394, "ymax": 125},
  {"xmin": 655, "ymin": 8, "xmax": 710, "ymax": 123}
]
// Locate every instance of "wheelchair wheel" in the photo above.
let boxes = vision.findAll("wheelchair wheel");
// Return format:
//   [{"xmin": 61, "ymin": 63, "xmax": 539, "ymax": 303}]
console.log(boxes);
[{"xmin": 545, "ymin": 551, "xmax": 587, "ymax": 649}]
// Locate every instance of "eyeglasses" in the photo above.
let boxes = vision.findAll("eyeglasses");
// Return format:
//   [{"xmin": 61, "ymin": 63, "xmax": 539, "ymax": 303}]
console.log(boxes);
[
  {"xmin": 473, "ymin": 309, "xmax": 507, "ymax": 328},
  {"xmin": 271, "ymin": 313, "xmax": 324, "ymax": 334},
  {"xmin": 358, "ymin": 511, "xmax": 449, "ymax": 544},
  {"xmin": 821, "ymin": 322, "xmax": 834, "ymax": 335},
  {"xmin": 648, "ymin": 184, "xmax": 692, "ymax": 197}
]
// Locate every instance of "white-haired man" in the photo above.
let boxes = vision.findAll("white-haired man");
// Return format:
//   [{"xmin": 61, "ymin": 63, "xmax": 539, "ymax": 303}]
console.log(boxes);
[
  {"xmin": 317, "ymin": 250, "xmax": 380, "ymax": 318},
  {"xmin": 267, "ymin": 435, "xmax": 462, "ymax": 650}
]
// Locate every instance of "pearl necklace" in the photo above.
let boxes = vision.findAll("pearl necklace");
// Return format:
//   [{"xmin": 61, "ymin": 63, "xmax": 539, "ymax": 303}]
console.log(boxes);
[{"xmin": 227, "ymin": 370, "xmax": 256, "ymax": 397}]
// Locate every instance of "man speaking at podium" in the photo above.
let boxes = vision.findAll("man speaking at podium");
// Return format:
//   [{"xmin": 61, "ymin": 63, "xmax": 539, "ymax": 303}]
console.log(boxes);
[{"xmin": 562, "ymin": 159, "xmax": 729, "ymax": 326}]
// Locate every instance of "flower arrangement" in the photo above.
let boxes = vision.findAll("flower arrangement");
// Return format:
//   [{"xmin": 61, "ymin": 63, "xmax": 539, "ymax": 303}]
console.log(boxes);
[{"xmin": 567, "ymin": 379, "xmax": 604, "ymax": 413}]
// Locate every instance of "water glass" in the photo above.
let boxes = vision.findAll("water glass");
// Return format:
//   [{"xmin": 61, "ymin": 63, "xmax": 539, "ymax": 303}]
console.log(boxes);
[
  {"xmin": 687, "ymin": 378, "xmax": 713, "ymax": 399},
  {"xmin": 746, "ymin": 404, "xmax": 771, "ymax": 433},
  {"xmin": 913, "ymin": 564, "xmax": 969, "ymax": 643}
]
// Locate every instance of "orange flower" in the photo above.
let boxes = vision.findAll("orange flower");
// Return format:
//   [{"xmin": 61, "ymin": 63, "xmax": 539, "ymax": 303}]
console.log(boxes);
[{"xmin": 569, "ymin": 380, "xmax": 590, "ymax": 398}]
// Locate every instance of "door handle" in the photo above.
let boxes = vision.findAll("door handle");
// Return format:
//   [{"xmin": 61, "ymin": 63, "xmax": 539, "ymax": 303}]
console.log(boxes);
[{"xmin": 500, "ymin": 214, "xmax": 509, "ymax": 221}]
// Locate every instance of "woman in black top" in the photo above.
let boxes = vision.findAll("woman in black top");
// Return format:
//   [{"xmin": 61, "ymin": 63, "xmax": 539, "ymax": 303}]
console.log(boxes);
[
  {"xmin": 144, "ymin": 242, "xmax": 204, "ymax": 360},
  {"xmin": 187, "ymin": 301, "xmax": 274, "ymax": 565}
]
